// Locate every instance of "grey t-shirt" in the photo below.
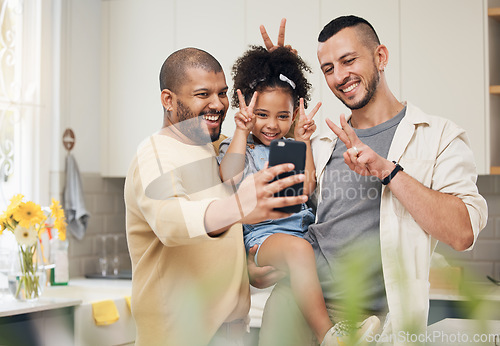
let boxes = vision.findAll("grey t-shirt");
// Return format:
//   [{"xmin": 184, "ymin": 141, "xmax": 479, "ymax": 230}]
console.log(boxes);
[{"xmin": 305, "ymin": 107, "xmax": 406, "ymax": 313}]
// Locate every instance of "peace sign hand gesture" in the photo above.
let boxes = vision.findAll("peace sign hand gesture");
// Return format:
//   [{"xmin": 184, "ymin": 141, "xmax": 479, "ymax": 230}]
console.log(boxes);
[
  {"xmin": 326, "ymin": 114, "xmax": 395, "ymax": 180},
  {"xmin": 294, "ymin": 98, "xmax": 321, "ymax": 142},
  {"xmin": 260, "ymin": 18, "xmax": 297, "ymax": 55},
  {"xmin": 234, "ymin": 89, "xmax": 258, "ymax": 134}
]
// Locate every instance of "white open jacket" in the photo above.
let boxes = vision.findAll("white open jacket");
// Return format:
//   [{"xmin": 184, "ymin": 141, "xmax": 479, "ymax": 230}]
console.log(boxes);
[{"xmin": 311, "ymin": 102, "xmax": 488, "ymax": 345}]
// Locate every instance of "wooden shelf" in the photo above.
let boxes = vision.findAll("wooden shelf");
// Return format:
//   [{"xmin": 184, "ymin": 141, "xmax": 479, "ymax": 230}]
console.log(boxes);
[
  {"xmin": 491, "ymin": 85, "xmax": 500, "ymax": 94},
  {"xmin": 489, "ymin": 8, "xmax": 500, "ymax": 21},
  {"xmin": 491, "ymin": 167, "xmax": 500, "ymax": 175}
]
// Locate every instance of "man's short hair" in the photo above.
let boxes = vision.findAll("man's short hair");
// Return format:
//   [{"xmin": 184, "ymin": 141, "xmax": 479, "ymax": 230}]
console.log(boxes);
[
  {"xmin": 159, "ymin": 47, "xmax": 223, "ymax": 92},
  {"xmin": 318, "ymin": 15, "xmax": 380, "ymax": 49}
]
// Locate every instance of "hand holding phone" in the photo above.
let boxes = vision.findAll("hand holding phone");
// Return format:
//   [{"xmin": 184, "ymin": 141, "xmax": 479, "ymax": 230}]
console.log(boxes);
[{"xmin": 268, "ymin": 139, "xmax": 306, "ymax": 213}]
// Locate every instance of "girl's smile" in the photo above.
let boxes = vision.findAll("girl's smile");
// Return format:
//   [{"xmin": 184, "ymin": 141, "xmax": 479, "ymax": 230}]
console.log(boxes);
[{"xmin": 251, "ymin": 87, "xmax": 295, "ymax": 146}]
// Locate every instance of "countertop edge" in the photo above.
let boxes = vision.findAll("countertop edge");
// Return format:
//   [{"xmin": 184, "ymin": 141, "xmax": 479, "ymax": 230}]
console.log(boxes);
[{"xmin": 0, "ymin": 297, "xmax": 83, "ymax": 317}]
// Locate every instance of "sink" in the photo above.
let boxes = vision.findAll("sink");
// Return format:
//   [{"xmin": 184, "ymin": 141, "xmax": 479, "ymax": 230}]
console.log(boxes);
[{"xmin": 84, "ymin": 270, "xmax": 132, "ymax": 281}]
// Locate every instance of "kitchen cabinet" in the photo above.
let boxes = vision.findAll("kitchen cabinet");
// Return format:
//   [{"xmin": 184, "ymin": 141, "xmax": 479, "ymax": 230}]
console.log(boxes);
[
  {"xmin": 173, "ymin": 0, "xmax": 246, "ymax": 140},
  {"xmin": 100, "ymin": 0, "xmax": 399, "ymax": 176},
  {"xmin": 43, "ymin": 278, "xmax": 134, "ymax": 346},
  {"xmin": 489, "ymin": 6, "xmax": 500, "ymax": 173},
  {"xmin": 0, "ymin": 296, "xmax": 80, "ymax": 346},
  {"xmin": 0, "ymin": 308, "xmax": 76, "ymax": 346},
  {"xmin": 100, "ymin": 0, "xmax": 246, "ymax": 177},
  {"xmin": 101, "ymin": 0, "xmax": 495, "ymax": 176},
  {"xmin": 400, "ymin": 0, "xmax": 490, "ymax": 174},
  {"xmin": 101, "ymin": 0, "xmax": 175, "ymax": 177}
]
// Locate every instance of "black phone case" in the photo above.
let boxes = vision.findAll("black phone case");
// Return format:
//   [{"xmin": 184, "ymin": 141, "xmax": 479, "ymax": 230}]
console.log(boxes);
[{"xmin": 268, "ymin": 139, "xmax": 306, "ymax": 213}]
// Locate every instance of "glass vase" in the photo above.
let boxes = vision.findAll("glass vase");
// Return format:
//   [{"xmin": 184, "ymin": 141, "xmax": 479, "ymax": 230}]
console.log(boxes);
[{"xmin": 8, "ymin": 239, "xmax": 46, "ymax": 301}]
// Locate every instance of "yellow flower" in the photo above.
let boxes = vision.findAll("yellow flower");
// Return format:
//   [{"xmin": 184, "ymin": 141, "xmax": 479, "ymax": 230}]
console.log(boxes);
[
  {"xmin": 50, "ymin": 198, "xmax": 65, "ymax": 219},
  {"xmin": 13, "ymin": 201, "xmax": 45, "ymax": 228},
  {"xmin": 0, "ymin": 213, "xmax": 6, "ymax": 233},
  {"xmin": 54, "ymin": 218, "xmax": 67, "ymax": 241},
  {"xmin": 7, "ymin": 194, "xmax": 24, "ymax": 213},
  {"xmin": 14, "ymin": 225, "xmax": 38, "ymax": 246},
  {"xmin": 1, "ymin": 194, "xmax": 24, "ymax": 232},
  {"xmin": 9, "ymin": 193, "xmax": 24, "ymax": 206},
  {"xmin": 0, "ymin": 211, "xmax": 14, "ymax": 232},
  {"xmin": 50, "ymin": 198, "xmax": 67, "ymax": 240}
]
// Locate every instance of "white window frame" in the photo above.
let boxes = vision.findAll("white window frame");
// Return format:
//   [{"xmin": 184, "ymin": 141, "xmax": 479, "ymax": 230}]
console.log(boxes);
[{"xmin": 0, "ymin": 0, "xmax": 57, "ymax": 210}]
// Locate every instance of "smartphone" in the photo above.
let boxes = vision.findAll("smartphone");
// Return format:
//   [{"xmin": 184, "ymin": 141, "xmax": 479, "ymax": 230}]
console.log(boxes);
[{"xmin": 268, "ymin": 139, "xmax": 306, "ymax": 213}]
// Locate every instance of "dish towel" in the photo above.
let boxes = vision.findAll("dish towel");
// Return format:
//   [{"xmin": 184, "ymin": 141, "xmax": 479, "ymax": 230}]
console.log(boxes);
[
  {"xmin": 63, "ymin": 154, "xmax": 90, "ymax": 240},
  {"xmin": 92, "ymin": 300, "xmax": 120, "ymax": 326},
  {"xmin": 125, "ymin": 296, "xmax": 131, "ymax": 312}
]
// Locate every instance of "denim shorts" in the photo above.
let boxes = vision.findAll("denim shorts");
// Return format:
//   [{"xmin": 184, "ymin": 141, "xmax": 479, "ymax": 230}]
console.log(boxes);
[{"xmin": 243, "ymin": 205, "xmax": 315, "ymax": 265}]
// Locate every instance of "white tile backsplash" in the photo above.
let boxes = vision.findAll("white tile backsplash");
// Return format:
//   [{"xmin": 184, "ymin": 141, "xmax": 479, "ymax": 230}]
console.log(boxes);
[
  {"xmin": 451, "ymin": 260, "xmax": 494, "ymax": 282},
  {"xmin": 479, "ymin": 217, "xmax": 496, "ymax": 239},
  {"xmin": 66, "ymin": 173, "xmax": 130, "ymax": 278},
  {"xmin": 65, "ymin": 174, "xmax": 500, "ymax": 282},
  {"xmin": 472, "ymin": 240, "xmax": 500, "ymax": 261},
  {"xmin": 436, "ymin": 175, "xmax": 500, "ymax": 282}
]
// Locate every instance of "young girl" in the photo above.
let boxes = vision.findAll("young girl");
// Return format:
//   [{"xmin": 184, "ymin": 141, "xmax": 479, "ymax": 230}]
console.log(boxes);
[
  {"xmin": 219, "ymin": 45, "xmax": 379, "ymax": 346},
  {"xmin": 218, "ymin": 45, "xmax": 339, "ymax": 344}
]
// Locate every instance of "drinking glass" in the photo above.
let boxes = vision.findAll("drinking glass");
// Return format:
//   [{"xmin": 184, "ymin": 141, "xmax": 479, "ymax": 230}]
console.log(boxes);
[
  {"xmin": 112, "ymin": 235, "xmax": 120, "ymax": 276},
  {"xmin": 98, "ymin": 235, "xmax": 108, "ymax": 277}
]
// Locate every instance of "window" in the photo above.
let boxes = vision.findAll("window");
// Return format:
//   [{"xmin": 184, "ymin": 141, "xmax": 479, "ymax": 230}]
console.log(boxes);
[{"xmin": 0, "ymin": 0, "xmax": 41, "ymax": 210}]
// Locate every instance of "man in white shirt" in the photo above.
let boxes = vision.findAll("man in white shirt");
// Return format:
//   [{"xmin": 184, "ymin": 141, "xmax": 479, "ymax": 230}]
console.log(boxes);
[{"xmin": 257, "ymin": 16, "xmax": 488, "ymax": 346}]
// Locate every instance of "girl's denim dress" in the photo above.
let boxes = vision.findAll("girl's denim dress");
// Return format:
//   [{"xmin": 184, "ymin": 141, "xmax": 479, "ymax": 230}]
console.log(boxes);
[{"xmin": 218, "ymin": 135, "xmax": 315, "ymax": 258}]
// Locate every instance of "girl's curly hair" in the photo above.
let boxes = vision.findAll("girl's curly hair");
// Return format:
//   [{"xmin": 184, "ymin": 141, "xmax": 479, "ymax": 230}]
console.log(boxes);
[{"xmin": 231, "ymin": 46, "xmax": 312, "ymax": 109}]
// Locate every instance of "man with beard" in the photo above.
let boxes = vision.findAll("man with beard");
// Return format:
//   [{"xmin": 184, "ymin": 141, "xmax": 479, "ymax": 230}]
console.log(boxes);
[
  {"xmin": 124, "ymin": 47, "xmax": 306, "ymax": 346},
  {"xmin": 257, "ymin": 16, "xmax": 487, "ymax": 345}
]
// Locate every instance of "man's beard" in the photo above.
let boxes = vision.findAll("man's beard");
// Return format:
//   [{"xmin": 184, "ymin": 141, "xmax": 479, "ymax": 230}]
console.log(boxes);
[
  {"xmin": 175, "ymin": 100, "xmax": 223, "ymax": 144},
  {"xmin": 338, "ymin": 64, "xmax": 380, "ymax": 110}
]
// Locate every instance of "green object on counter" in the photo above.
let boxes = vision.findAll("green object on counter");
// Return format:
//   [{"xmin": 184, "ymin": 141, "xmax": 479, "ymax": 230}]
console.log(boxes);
[
  {"xmin": 50, "ymin": 231, "xmax": 69, "ymax": 286},
  {"xmin": 50, "ymin": 267, "xmax": 68, "ymax": 286}
]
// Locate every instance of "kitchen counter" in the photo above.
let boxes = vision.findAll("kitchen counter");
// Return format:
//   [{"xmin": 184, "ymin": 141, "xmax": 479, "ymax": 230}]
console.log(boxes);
[
  {"xmin": 430, "ymin": 281, "xmax": 500, "ymax": 302},
  {"xmin": 0, "ymin": 294, "xmax": 81, "ymax": 318},
  {"xmin": 2, "ymin": 278, "xmax": 498, "ymax": 345},
  {"xmin": 41, "ymin": 277, "xmax": 132, "ymax": 304},
  {"xmin": 427, "ymin": 318, "xmax": 500, "ymax": 345},
  {"xmin": 0, "ymin": 277, "xmax": 132, "ymax": 318},
  {"xmin": 248, "ymin": 282, "xmax": 500, "ymax": 329},
  {"xmin": 429, "ymin": 281, "xmax": 500, "ymax": 325},
  {"xmin": 0, "ymin": 278, "xmax": 134, "ymax": 346}
]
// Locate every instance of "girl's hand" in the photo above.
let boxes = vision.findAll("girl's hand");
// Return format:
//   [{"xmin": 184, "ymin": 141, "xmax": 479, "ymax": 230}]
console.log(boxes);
[
  {"xmin": 235, "ymin": 89, "xmax": 258, "ymax": 133},
  {"xmin": 294, "ymin": 98, "xmax": 321, "ymax": 142}
]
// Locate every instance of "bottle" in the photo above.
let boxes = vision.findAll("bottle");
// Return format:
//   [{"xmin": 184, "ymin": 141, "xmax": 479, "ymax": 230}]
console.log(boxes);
[{"xmin": 50, "ymin": 229, "xmax": 69, "ymax": 286}]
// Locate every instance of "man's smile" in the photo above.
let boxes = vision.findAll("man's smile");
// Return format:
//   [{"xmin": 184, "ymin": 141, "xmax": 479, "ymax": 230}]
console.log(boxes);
[{"xmin": 340, "ymin": 82, "xmax": 360, "ymax": 94}]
